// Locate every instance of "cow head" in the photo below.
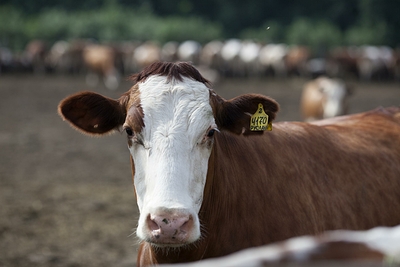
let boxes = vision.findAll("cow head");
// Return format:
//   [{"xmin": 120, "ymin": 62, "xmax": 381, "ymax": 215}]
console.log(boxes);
[{"xmin": 58, "ymin": 62, "xmax": 279, "ymax": 247}]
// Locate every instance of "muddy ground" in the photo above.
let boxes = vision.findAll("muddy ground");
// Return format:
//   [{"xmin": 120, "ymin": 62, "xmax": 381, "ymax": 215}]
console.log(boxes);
[{"xmin": 0, "ymin": 73, "xmax": 399, "ymax": 267}]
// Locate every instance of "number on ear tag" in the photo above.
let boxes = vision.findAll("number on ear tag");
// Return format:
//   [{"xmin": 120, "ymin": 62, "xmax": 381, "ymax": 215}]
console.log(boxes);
[{"xmin": 250, "ymin": 103, "xmax": 270, "ymax": 131}]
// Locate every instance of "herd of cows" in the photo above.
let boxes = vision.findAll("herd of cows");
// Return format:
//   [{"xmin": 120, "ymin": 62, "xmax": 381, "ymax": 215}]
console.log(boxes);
[
  {"xmin": 3, "ymin": 38, "xmax": 393, "ymax": 122},
  {"xmin": 1, "ymin": 39, "xmax": 400, "ymax": 87},
  {"xmin": 58, "ymin": 61, "xmax": 400, "ymax": 266}
]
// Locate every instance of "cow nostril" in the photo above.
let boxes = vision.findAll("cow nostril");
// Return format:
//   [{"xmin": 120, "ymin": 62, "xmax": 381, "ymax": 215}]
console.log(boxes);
[
  {"xmin": 147, "ymin": 215, "xmax": 160, "ymax": 231},
  {"xmin": 180, "ymin": 218, "xmax": 192, "ymax": 233}
]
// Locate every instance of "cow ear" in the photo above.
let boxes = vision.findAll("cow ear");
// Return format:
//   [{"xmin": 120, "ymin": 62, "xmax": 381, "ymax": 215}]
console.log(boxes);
[
  {"xmin": 58, "ymin": 91, "xmax": 126, "ymax": 135},
  {"xmin": 211, "ymin": 93, "xmax": 279, "ymax": 135}
]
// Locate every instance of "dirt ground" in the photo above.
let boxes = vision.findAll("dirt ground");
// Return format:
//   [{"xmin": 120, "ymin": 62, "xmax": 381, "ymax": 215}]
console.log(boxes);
[{"xmin": 0, "ymin": 73, "xmax": 399, "ymax": 267}]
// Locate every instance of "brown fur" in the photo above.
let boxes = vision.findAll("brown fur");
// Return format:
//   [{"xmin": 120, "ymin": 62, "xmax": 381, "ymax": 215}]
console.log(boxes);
[
  {"xmin": 129, "ymin": 61, "xmax": 212, "ymax": 87},
  {"xmin": 137, "ymin": 107, "xmax": 400, "ymax": 266},
  {"xmin": 58, "ymin": 62, "xmax": 400, "ymax": 266}
]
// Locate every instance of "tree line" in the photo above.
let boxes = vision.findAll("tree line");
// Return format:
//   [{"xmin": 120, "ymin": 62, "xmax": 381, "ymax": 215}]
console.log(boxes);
[{"xmin": 1, "ymin": 0, "xmax": 399, "ymax": 51}]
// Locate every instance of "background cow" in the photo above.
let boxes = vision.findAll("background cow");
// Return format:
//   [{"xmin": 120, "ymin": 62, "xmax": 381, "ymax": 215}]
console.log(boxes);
[
  {"xmin": 300, "ymin": 76, "xmax": 353, "ymax": 121},
  {"xmin": 133, "ymin": 42, "xmax": 161, "ymax": 71},
  {"xmin": 258, "ymin": 43, "xmax": 288, "ymax": 77},
  {"xmin": 58, "ymin": 62, "xmax": 400, "ymax": 266},
  {"xmin": 161, "ymin": 225, "xmax": 400, "ymax": 267},
  {"xmin": 83, "ymin": 44, "xmax": 121, "ymax": 90}
]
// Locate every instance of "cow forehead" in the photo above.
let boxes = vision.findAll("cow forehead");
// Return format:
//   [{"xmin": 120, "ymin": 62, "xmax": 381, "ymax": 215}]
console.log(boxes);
[{"xmin": 137, "ymin": 75, "xmax": 214, "ymax": 134}]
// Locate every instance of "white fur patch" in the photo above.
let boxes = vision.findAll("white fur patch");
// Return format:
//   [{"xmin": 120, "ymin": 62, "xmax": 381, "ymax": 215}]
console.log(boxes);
[{"xmin": 129, "ymin": 75, "xmax": 215, "ymax": 243}]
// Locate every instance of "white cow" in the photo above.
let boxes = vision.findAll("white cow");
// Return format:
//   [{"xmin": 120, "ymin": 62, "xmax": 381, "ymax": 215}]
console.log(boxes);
[
  {"xmin": 177, "ymin": 40, "xmax": 202, "ymax": 65},
  {"xmin": 161, "ymin": 225, "xmax": 400, "ymax": 267},
  {"xmin": 259, "ymin": 43, "xmax": 288, "ymax": 77},
  {"xmin": 300, "ymin": 76, "xmax": 352, "ymax": 121}
]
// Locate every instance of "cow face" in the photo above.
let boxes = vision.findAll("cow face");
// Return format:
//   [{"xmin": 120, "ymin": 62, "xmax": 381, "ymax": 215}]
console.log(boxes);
[
  {"xmin": 58, "ymin": 62, "xmax": 279, "ymax": 248},
  {"xmin": 124, "ymin": 75, "xmax": 216, "ymax": 246}
]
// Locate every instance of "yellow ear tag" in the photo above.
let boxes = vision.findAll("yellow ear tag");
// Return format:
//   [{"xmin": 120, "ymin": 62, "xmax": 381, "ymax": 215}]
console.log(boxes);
[{"xmin": 250, "ymin": 103, "xmax": 271, "ymax": 131}]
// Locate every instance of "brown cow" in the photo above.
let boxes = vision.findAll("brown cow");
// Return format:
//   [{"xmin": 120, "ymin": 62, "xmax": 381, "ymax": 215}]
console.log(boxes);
[
  {"xmin": 83, "ymin": 44, "xmax": 120, "ymax": 90},
  {"xmin": 284, "ymin": 45, "xmax": 310, "ymax": 76},
  {"xmin": 326, "ymin": 46, "xmax": 360, "ymax": 79},
  {"xmin": 58, "ymin": 62, "xmax": 400, "ymax": 266},
  {"xmin": 22, "ymin": 40, "xmax": 49, "ymax": 73},
  {"xmin": 300, "ymin": 76, "xmax": 352, "ymax": 121}
]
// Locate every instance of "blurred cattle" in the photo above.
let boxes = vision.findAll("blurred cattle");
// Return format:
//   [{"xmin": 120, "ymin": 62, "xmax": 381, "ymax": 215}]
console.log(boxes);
[
  {"xmin": 3, "ymin": 39, "xmax": 400, "ymax": 81},
  {"xmin": 258, "ymin": 43, "xmax": 288, "ymax": 77},
  {"xmin": 301, "ymin": 76, "xmax": 352, "ymax": 121},
  {"xmin": 177, "ymin": 40, "xmax": 202, "ymax": 65},
  {"xmin": 357, "ymin": 46, "xmax": 393, "ymax": 81},
  {"xmin": 22, "ymin": 40, "xmax": 49, "ymax": 73},
  {"xmin": 306, "ymin": 57, "xmax": 328, "ymax": 78},
  {"xmin": 326, "ymin": 46, "xmax": 360, "ymax": 79},
  {"xmin": 46, "ymin": 39, "xmax": 91, "ymax": 74},
  {"xmin": 200, "ymin": 40, "xmax": 224, "ymax": 71},
  {"xmin": 46, "ymin": 40, "xmax": 72, "ymax": 73},
  {"xmin": 238, "ymin": 40, "xmax": 262, "ymax": 77},
  {"xmin": 0, "ymin": 46, "xmax": 14, "ymax": 73},
  {"xmin": 67, "ymin": 39, "xmax": 91, "ymax": 74},
  {"xmin": 285, "ymin": 45, "xmax": 311, "ymax": 76},
  {"xmin": 115, "ymin": 41, "xmax": 140, "ymax": 75},
  {"xmin": 83, "ymin": 44, "xmax": 120, "ymax": 90},
  {"xmin": 161, "ymin": 41, "xmax": 179, "ymax": 62},
  {"xmin": 133, "ymin": 41, "xmax": 161, "ymax": 71},
  {"xmin": 220, "ymin": 39, "xmax": 243, "ymax": 76},
  {"xmin": 163, "ymin": 225, "xmax": 400, "ymax": 267}
]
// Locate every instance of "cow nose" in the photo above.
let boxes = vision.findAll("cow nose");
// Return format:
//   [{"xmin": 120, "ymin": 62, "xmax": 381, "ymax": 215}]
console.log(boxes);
[{"xmin": 146, "ymin": 212, "xmax": 194, "ymax": 244}]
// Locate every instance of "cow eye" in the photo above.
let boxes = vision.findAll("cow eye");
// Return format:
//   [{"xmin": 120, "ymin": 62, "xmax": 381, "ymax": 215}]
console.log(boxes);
[
  {"xmin": 207, "ymin": 129, "xmax": 216, "ymax": 137},
  {"xmin": 125, "ymin": 127, "xmax": 134, "ymax": 137},
  {"xmin": 207, "ymin": 128, "xmax": 219, "ymax": 137}
]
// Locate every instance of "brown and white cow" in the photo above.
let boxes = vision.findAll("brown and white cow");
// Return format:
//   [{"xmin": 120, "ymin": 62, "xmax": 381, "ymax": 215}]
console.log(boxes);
[
  {"xmin": 300, "ymin": 76, "xmax": 352, "ymax": 121},
  {"xmin": 162, "ymin": 225, "xmax": 400, "ymax": 267},
  {"xmin": 58, "ymin": 62, "xmax": 400, "ymax": 266}
]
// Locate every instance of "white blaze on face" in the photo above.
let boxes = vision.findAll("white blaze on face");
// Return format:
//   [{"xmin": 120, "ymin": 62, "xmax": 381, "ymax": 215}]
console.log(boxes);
[{"xmin": 128, "ymin": 75, "xmax": 216, "ymax": 245}]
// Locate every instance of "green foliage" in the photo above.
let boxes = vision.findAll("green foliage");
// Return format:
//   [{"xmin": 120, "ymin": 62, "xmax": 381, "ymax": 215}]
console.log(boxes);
[
  {"xmin": 0, "ymin": 0, "xmax": 399, "ymax": 51},
  {"xmin": 286, "ymin": 18, "xmax": 342, "ymax": 50},
  {"xmin": 0, "ymin": 5, "xmax": 26, "ymax": 50},
  {"xmin": 26, "ymin": 9, "xmax": 70, "ymax": 41},
  {"xmin": 154, "ymin": 16, "xmax": 222, "ymax": 43},
  {"xmin": 0, "ymin": 3, "xmax": 221, "ymax": 50},
  {"xmin": 344, "ymin": 21, "xmax": 388, "ymax": 46},
  {"xmin": 239, "ymin": 21, "xmax": 284, "ymax": 43}
]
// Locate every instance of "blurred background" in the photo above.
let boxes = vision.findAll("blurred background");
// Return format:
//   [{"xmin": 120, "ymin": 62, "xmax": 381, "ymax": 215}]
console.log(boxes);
[
  {"xmin": 0, "ymin": 1, "xmax": 399, "ymax": 267},
  {"xmin": 1, "ymin": 0, "xmax": 400, "ymax": 49}
]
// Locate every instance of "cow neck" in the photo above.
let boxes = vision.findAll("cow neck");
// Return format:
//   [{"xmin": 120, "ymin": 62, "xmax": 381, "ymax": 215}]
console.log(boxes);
[{"xmin": 197, "ymin": 130, "xmax": 277, "ymax": 257}]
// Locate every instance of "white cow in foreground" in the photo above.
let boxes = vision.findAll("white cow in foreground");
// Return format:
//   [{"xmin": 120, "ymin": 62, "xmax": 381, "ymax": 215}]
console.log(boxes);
[{"xmin": 162, "ymin": 225, "xmax": 400, "ymax": 267}]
